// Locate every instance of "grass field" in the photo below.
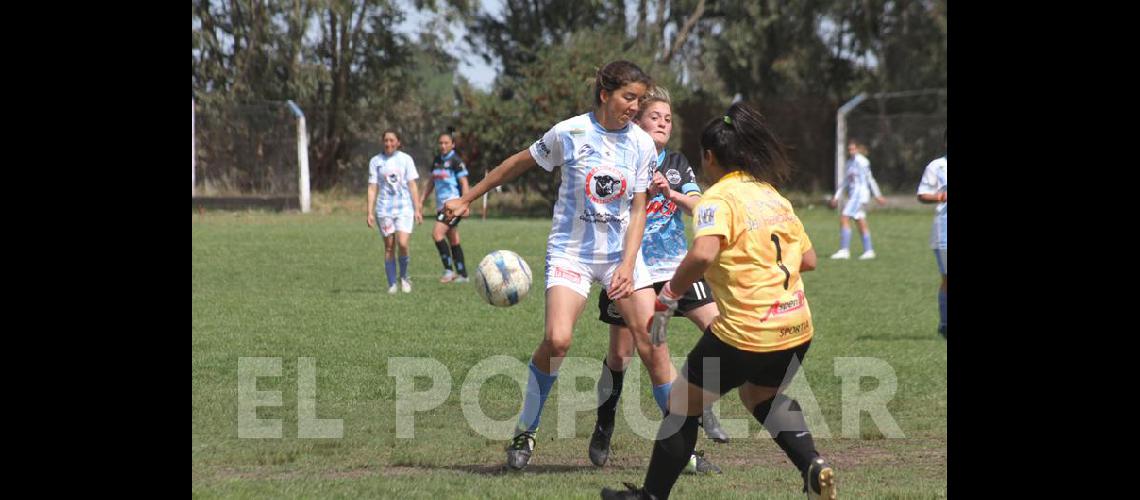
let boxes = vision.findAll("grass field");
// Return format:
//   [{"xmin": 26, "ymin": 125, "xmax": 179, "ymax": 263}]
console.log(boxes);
[{"xmin": 192, "ymin": 206, "xmax": 946, "ymax": 498}]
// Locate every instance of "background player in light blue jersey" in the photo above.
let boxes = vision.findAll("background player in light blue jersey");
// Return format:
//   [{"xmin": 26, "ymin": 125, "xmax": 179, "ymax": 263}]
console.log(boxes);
[
  {"xmin": 367, "ymin": 130, "xmax": 423, "ymax": 294},
  {"xmin": 420, "ymin": 132, "xmax": 471, "ymax": 283},
  {"xmin": 589, "ymin": 86, "xmax": 726, "ymax": 474},
  {"xmin": 917, "ymin": 134, "xmax": 947, "ymax": 338},
  {"xmin": 829, "ymin": 138, "xmax": 886, "ymax": 260},
  {"xmin": 443, "ymin": 61, "xmax": 677, "ymax": 472}
]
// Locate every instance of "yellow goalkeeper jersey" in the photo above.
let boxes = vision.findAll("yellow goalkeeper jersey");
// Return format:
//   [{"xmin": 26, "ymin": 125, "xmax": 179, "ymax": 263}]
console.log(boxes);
[{"xmin": 693, "ymin": 170, "xmax": 814, "ymax": 352}]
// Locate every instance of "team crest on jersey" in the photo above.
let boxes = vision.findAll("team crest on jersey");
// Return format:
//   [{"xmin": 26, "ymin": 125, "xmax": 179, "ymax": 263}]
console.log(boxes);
[
  {"xmin": 666, "ymin": 169, "xmax": 682, "ymax": 185},
  {"xmin": 585, "ymin": 166, "xmax": 627, "ymax": 204},
  {"xmin": 697, "ymin": 205, "xmax": 717, "ymax": 229}
]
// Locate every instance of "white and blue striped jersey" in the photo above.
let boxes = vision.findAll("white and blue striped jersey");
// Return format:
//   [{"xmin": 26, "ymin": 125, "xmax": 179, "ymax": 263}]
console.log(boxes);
[
  {"xmin": 834, "ymin": 153, "xmax": 883, "ymax": 204},
  {"xmin": 529, "ymin": 112, "xmax": 656, "ymax": 264},
  {"xmin": 430, "ymin": 150, "xmax": 468, "ymax": 206},
  {"xmin": 368, "ymin": 150, "xmax": 419, "ymax": 217},
  {"xmin": 641, "ymin": 150, "xmax": 702, "ymax": 282},
  {"xmin": 917, "ymin": 156, "xmax": 947, "ymax": 249}
]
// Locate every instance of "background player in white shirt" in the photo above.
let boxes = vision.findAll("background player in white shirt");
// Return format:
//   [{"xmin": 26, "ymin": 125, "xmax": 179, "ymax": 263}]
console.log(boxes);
[
  {"xmin": 366, "ymin": 130, "xmax": 423, "ymax": 294},
  {"xmin": 443, "ymin": 61, "xmax": 673, "ymax": 472},
  {"xmin": 916, "ymin": 137, "xmax": 947, "ymax": 338},
  {"xmin": 829, "ymin": 139, "xmax": 886, "ymax": 260}
]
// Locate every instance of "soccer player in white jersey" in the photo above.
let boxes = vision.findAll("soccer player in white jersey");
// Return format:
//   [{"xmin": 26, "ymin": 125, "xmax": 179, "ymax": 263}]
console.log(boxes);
[
  {"xmin": 443, "ymin": 61, "xmax": 672, "ymax": 471},
  {"xmin": 589, "ymin": 86, "xmax": 725, "ymax": 475},
  {"xmin": 829, "ymin": 139, "xmax": 886, "ymax": 260},
  {"xmin": 367, "ymin": 130, "xmax": 423, "ymax": 294},
  {"xmin": 916, "ymin": 137, "xmax": 947, "ymax": 338},
  {"xmin": 420, "ymin": 132, "xmax": 471, "ymax": 283}
]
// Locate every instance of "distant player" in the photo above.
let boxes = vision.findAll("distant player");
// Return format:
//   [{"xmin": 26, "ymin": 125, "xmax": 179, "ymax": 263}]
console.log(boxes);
[
  {"xmin": 829, "ymin": 138, "xmax": 886, "ymax": 260},
  {"xmin": 916, "ymin": 133, "xmax": 947, "ymax": 338},
  {"xmin": 420, "ymin": 132, "xmax": 471, "ymax": 283},
  {"xmin": 367, "ymin": 130, "xmax": 423, "ymax": 294}
]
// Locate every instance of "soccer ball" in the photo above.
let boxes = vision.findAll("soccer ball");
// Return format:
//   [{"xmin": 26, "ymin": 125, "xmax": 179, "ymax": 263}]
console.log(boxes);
[{"xmin": 474, "ymin": 250, "xmax": 533, "ymax": 307}]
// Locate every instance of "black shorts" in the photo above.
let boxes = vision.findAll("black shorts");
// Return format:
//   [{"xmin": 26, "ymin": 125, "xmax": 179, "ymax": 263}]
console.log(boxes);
[
  {"xmin": 597, "ymin": 279, "xmax": 715, "ymax": 326},
  {"xmin": 683, "ymin": 328, "xmax": 811, "ymax": 393},
  {"xmin": 435, "ymin": 209, "xmax": 461, "ymax": 228}
]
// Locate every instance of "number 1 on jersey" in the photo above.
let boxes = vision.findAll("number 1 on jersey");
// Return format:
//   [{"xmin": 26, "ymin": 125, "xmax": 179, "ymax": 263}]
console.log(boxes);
[{"xmin": 771, "ymin": 234, "xmax": 791, "ymax": 290}]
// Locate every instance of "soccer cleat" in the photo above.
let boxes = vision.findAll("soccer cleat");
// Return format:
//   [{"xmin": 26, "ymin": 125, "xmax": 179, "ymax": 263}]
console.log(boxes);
[
  {"xmin": 505, "ymin": 431, "xmax": 535, "ymax": 471},
  {"xmin": 829, "ymin": 249, "xmax": 850, "ymax": 260},
  {"xmin": 701, "ymin": 408, "xmax": 729, "ymax": 443},
  {"xmin": 600, "ymin": 482, "xmax": 656, "ymax": 500},
  {"xmin": 805, "ymin": 457, "xmax": 837, "ymax": 500},
  {"xmin": 683, "ymin": 450, "xmax": 721, "ymax": 475},
  {"xmin": 858, "ymin": 250, "xmax": 876, "ymax": 260},
  {"xmin": 387, "ymin": 283, "xmax": 398, "ymax": 294},
  {"xmin": 440, "ymin": 270, "xmax": 457, "ymax": 283},
  {"xmin": 454, "ymin": 275, "xmax": 470, "ymax": 283},
  {"xmin": 401, "ymin": 277, "xmax": 412, "ymax": 293},
  {"xmin": 588, "ymin": 421, "xmax": 615, "ymax": 466},
  {"xmin": 938, "ymin": 325, "xmax": 946, "ymax": 339}
]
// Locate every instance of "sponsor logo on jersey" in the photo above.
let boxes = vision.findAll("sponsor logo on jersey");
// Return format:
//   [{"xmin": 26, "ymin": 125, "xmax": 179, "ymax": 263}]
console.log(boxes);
[
  {"xmin": 386, "ymin": 173, "xmax": 400, "ymax": 185},
  {"xmin": 535, "ymin": 138, "xmax": 551, "ymax": 158},
  {"xmin": 576, "ymin": 144, "xmax": 596, "ymax": 160},
  {"xmin": 759, "ymin": 290, "xmax": 806, "ymax": 323}
]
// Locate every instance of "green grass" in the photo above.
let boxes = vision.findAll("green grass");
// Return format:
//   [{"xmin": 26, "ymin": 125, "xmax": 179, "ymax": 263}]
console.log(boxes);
[{"xmin": 192, "ymin": 207, "xmax": 946, "ymax": 498}]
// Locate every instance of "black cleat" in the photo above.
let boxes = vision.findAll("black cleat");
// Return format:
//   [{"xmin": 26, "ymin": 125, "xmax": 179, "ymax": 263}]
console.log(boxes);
[
  {"xmin": 601, "ymin": 482, "xmax": 657, "ymax": 500},
  {"xmin": 589, "ymin": 421, "xmax": 615, "ymax": 466},
  {"xmin": 505, "ymin": 431, "xmax": 535, "ymax": 471},
  {"xmin": 938, "ymin": 325, "xmax": 946, "ymax": 339},
  {"xmin": 701, "ymin": 408, "xmax": 729, "ymax": 443},
  {"xmin": 805, "ymin": 457, "xmax": 837, "ymax": 499}
]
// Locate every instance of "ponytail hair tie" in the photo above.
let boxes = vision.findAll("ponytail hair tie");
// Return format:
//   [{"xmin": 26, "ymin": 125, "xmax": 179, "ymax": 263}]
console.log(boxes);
[{"xmin": 723, "ymin": 115, "xmax": 733, "ymax": 125}]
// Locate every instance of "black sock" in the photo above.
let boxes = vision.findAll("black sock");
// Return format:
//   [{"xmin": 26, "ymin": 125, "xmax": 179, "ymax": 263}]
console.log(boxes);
[
  {"xmin": 752, "ymin": 396, "xmax": 820, "ymax": 474},
  {"xmin": 434, "ymin": 240, "xmax": 453, "ymax": 271},
  {"xmin": 450, "ymin": 244, "xmax": 467, "ymax": 277},
  {"xmin": 643, "ymin": 413, "xmax": 700, "ymax": 500},
  {"xmin": 596, "ymin": 357, "xmax": 625, "ymax": 427}
]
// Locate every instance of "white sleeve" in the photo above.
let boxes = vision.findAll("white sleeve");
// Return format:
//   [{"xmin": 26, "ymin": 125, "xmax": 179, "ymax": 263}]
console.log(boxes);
[
  {"xmin": 529, "ymin": 126, "xmax": 566, "ymax": 172},
  {"xmin": 833, "ymin": 165, "xmax": 847, "ymax": 199},
  {"xmin": 917, "ymin": 161, "xmax": 940, "ymax": 195},
  {"xmin": 634, "ymin": 137, "xmax": 654, "ymax": 193},
  {"xmin": 368, "ymin": 157, "xmax": 379, "ymax": 184},
  {"xmin": 403, "ymin": 154, "xmax": 419, "ymax": 181},
  {"xmin": 864, "ymin": 162, "xmax": 883, "ymax": 198}
]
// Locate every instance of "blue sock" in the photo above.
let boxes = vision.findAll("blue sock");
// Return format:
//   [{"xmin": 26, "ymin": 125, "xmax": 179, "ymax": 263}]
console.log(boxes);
[
  {"xmin": 840, "ymin": 227, "xmax": 852, "ymax": 250},
  {"xmin": 652, "ymin": 380, "xmax": 673, "ymax": 415},
  {"xmin": 938, "ymin": 288, "xmax": 947, "ymax": 329},
  {"xmin": 398, "ymin": 256, "xmax": 410, "ymax": 279},
  {"xmin": 519, "ymin": 360, "xmax": 558, "ymax": 434},
  {"xmin": 862, "ymin": 232, "xmax": 873, "ymax": 252},
  {"xmin": 384, "ymin": 260, "xmax": 397, "ymax": 286}
]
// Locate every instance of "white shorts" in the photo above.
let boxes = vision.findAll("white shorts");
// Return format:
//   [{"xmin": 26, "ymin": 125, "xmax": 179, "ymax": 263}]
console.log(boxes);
[
  {"xmin": 376, "ymin": 213, "xmax": 414, "ymax": 237},
  {"xmin": 842, "ymin": 197, "xmax": 867, "ymax": 220},
  {"xmin": 544, "ymin": 253, "xmax": 653, "ymax": 299}
]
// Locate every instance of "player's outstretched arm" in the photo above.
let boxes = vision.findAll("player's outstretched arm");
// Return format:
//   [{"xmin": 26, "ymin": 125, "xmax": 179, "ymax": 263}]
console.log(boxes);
[{"xmin": 444, "ymin": 149, "xmax": 537, "ymax": 218}]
